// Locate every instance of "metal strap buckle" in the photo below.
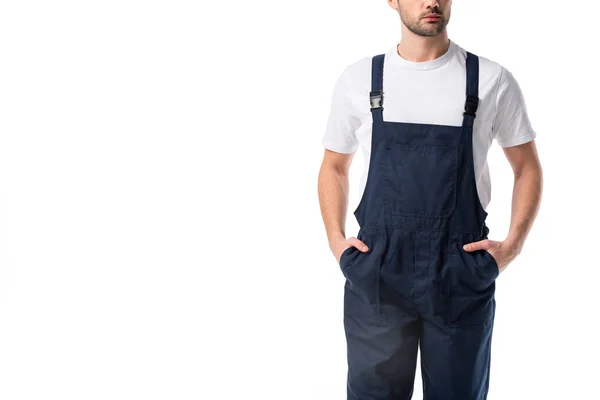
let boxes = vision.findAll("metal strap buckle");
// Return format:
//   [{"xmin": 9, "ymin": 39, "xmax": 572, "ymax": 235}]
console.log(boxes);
[{"xmin": 370, "ymin": 90, "xmax": 383, "ymax": 109}]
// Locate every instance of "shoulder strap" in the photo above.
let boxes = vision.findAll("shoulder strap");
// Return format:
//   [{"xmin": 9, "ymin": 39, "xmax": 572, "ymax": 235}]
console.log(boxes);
[
  {"xmin": 370, "ymin": 54, "xmax": 385, "ymax": 122},
  {"xmin": 463, "ymin": 51, "xmax": 479, "ymax": 127},
  {"xmin": 370, "ymin": 51, "xmax": 479, "ymax": 125}
]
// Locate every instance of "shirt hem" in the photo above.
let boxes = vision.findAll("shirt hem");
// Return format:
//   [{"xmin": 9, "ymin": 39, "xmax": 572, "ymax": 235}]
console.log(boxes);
[
  {"xmin": 322, "ymin": 140, "xmax": 358, "ymax": 154},
  {"xmin": 496, "ymin": 131, "xmax": 537, "ymax": 148}
]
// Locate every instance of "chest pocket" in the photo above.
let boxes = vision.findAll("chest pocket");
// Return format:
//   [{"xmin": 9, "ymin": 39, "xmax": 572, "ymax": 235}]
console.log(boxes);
[{"xmin": 383, "ymin": 142, "xmax": 458, "ymax": 219}]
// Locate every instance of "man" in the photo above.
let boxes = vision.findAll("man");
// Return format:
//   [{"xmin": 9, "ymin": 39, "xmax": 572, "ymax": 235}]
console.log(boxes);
[{"xmin": 317, "ymin": 0, "xmax": 543, "ymax": 399}]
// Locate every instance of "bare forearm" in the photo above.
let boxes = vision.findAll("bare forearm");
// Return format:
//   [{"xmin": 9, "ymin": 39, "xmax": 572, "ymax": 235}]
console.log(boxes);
[
  {"xmin": 318, "ymin": 165, "xmax": 349, "ymax": 249},
  {"xmin": 505, "ymin": 163, "xmax": 543, "ymax": 253}
]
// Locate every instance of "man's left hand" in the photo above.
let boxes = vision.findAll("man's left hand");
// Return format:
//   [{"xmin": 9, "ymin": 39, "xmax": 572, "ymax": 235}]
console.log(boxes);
[{"xmin": 463, "ymin": 239, "xmax": 520, "ymax": 274}]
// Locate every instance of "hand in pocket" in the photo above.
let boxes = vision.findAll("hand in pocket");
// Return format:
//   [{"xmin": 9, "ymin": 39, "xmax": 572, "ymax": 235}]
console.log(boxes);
[
  {"xmin": 462, "ymin": 238, "xmax": 519, "ymax": 274},
  {"xmin": 334, "ymin": 236, "xmax": 369, "ymax": 265}
]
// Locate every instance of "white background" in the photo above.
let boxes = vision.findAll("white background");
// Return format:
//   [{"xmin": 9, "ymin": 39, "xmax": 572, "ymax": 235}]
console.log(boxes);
[{"xmin": 0, "ymin": 1, "xmax": 598, "ymax": 399}]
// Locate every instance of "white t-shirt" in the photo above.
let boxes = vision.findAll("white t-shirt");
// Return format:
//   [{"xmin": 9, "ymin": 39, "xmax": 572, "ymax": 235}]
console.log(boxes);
[{"xmin": 321, "ymin": 39, "xmax": 537, "ymax": 210}]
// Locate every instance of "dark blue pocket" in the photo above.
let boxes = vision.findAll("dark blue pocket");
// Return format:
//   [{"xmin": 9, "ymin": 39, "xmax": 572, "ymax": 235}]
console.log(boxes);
[
  {"xmin": 446, "ymin": 234, "xmax": 497, "ymax": 328},
  {"xmin": 339, "ymin": 245, "xmax": 357, "ymax": 273},
  {"xmin": 341, "ymin": 230, "xmax": 384, "ymax": 322},
  {"xmin": 384, "ymin": 143, "xmax": 458, "ymax": 218}
]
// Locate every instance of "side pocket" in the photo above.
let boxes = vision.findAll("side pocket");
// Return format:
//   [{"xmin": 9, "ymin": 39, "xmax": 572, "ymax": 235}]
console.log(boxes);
[
  {"xmin": 342, "ymin": 229, "xmax": 385, "ymax": 323},
  {"xmin": 482, "ymin": 249, "xmax": 500, "ymax": 277},
  {"xmin": 446, "ymin": 233, "xmax": 496, "ymax": 328},
  {"xmin": 452, "ymin": 234, "xmax": 499, "ymax": 288},
  {"xmin": 339, "ymin": 245, "xmax": 357, "ymax": 273},
  {"xmin": 339, "ymin": 229, "xmax": 369, "ymax": 275}
]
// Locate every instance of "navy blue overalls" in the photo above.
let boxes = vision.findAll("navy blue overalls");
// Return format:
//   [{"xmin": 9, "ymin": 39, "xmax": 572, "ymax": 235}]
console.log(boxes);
[{"xmin": 337, "ymin": 51, "xmax": 500, "ymax": 400}]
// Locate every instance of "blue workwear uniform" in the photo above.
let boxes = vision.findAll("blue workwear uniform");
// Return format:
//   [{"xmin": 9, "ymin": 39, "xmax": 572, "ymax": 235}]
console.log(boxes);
[{"xmin": 338, "ymin": 51, "xmax": 500, "ymax": 400}]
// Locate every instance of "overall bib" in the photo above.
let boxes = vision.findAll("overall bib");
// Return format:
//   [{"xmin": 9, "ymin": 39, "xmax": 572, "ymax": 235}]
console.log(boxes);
[{"xmin": 338, "ymin": 51, "xmax": 499, "ymax": 400}]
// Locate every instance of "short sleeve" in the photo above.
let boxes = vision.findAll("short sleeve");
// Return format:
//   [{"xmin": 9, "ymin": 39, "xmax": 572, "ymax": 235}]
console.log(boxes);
[
  {"xmin": 492, "ymin": 66, "xmax": 537, "ymax": 147},
  {"xmin": 321, "ymin": 68, "xmax": 361, "ymax": 154}
]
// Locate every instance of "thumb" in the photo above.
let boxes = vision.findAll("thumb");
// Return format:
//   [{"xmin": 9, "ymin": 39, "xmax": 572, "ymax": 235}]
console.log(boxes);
[
  {"xmin": 348, "ymin": 237, "xmax": 369, "ymax": 252},
  {"xmin": 463, "ymin": 240, "xmax": 489, "ymax": 252}
]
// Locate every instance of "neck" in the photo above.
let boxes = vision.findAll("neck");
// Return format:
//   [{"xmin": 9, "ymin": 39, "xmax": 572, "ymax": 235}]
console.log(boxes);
[{"xmin": 396, "ymin": 32, "xmax": 450, "ymax": 62}]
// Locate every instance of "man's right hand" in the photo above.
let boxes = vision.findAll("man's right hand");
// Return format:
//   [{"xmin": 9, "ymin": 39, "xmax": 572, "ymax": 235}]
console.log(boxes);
[{"xmin": 334, "ymin": 237, "xmax": 369, "ymax": 264}]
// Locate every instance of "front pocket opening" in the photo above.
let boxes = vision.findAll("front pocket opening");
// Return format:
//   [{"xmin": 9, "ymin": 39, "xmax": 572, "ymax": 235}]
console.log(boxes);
[
  {"xmin": 449, "ymin": 233, "xmax": 498, "ymax": 291},
  {"xmin": 482, "ymin": 249, "xmax": 499, "ymax": 277},
  {"xmin": 339, "ymin": 246, "xmax": 356, "ymax": 270}
]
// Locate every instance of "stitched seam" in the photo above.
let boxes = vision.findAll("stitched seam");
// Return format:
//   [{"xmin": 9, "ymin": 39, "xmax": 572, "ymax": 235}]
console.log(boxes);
[{"xmin": 496, "ymin": 129, "xmax": 536, "ymax": 146}]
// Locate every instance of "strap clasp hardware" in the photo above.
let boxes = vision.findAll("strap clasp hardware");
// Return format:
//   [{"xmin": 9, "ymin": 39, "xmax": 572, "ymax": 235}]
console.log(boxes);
[
  {"xmin": 463, "ymin": 95, "xmax": 479, "ymax": 116},
  {"xmin": 370, "ymin": 90, "xmax": 383, "ymax": 109}
]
